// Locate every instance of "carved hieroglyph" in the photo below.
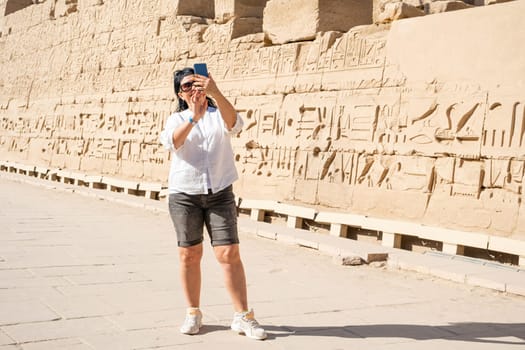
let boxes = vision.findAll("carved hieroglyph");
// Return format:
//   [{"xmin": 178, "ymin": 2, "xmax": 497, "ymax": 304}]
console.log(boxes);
[{"xmin": 1, "ymin": 0, "xmax": 524, "ymax": 242}]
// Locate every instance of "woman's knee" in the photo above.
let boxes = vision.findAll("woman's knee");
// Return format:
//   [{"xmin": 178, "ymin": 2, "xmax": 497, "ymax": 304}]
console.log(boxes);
[
  {"xmin": 214, "ymin": 245, "xmax": 241, "ymax": 265},
  {"xmin": 179, "ymin": 245, "xmax": 203, "ymax": 266}
]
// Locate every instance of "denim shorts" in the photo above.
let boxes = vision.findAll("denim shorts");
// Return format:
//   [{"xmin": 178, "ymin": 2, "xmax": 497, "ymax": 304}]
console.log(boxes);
[{"xmin": 168, "ymin": 185, "xmax": 239, "ymax": 247}]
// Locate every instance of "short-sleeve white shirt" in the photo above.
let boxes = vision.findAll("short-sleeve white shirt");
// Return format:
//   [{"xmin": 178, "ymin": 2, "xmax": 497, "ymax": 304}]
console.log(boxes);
[{"xmin": 159, "ymin": 107, "xmax": 243, "ymax": 195}]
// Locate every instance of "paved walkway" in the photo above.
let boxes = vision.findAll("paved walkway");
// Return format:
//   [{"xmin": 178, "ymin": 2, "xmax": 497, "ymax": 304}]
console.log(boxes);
[{"xmin": 1, "ymin": 173, "xmax": 525, "ymax": 349}]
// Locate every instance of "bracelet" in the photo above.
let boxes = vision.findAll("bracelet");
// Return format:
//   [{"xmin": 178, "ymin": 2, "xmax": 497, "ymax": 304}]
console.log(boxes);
[{"xmin": 189, "ymin": 117, "xmax": 197, "ymax": 125}]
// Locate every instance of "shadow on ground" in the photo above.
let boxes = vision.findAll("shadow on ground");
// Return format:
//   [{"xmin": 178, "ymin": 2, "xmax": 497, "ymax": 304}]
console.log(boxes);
[
  {"xmin": 261, "ymin": 323, "xmax": 525, "ymax": 344},
  {"xmin": 199, "ymin": 325, "xmax": 231, "ymax": 335}
]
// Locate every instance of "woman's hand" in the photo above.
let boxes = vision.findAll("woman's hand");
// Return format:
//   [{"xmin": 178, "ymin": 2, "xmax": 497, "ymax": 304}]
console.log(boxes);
[
  {"xmin": 191, "ymin": 89, "xmax": 207, "ymax": 121},
  {"xmin": 193, "ymin": 73, "xmax": 220, "ymax": 98},
  {"xmin": 194, "ymin": 72, "xmax": 237, "ymax": 130}
]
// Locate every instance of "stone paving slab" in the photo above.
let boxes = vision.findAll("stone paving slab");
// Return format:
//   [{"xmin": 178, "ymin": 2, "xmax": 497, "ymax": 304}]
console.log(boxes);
[
  {"xmin": 38, "ymin": 295, "xmax": 121, "ymax": 320},
  {"xmin": 0, "ymin": 330, "xmax": 15, "ymax": 346},
  {"xmin": 13, "ymin": 338, "xmax": 92, "ymax": 350},
  {"xmin": 0, "ymin": 345, "xmax": 20, "ymax": 350},
  {"xmin": 1, "ymin": 173, "xmax": 525, "ymax": 349},
  {"xmin": 2, "ymin": 317, "xmax": 121, "ymax": 344},
  {"xmin": 0, "ymin": 302, "xmax": 60, "ymax": 327}
]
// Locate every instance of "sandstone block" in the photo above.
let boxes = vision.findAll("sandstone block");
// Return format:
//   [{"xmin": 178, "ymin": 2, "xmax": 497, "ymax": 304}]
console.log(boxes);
[
  {"xmin": 403, "ymin": 0, "xmax": 443, "ymax": 7},
  {"xmin": 215, "ymin": 0, "xmax": 268, "ymax": 23},
  {"xmin": 382, "ymin": 232, "xmax": 402, "ymax": 248},
  {"xmin": 333, "ymin": 255, "xmax": 364, "ymax": 266},
  {"xmin": 230, "ymin": 17, "xmax": 263, "ymax": 38},
  {"xmin": 175, "ymin": 0, "xmax": 214, "ymax": 18},
  {"xmin": 53, "ymin": 0, "xmax": 78, "ymax": 18},
  {"xmin": 275, "ymin": 203, "xmax": 317, "ymax": 220},
  {"xmin": 488, "ymin": 236, "xmax": 525, "ymax": 257},
  {"xmin": 376, "ymin": 2, "xmax": 425, "ymax": 23},
  {"xmin": 425, "ymin": 0, "xmax": 473, "ymax": 14},
  {"xmin": 263, "ymin": 0, "xmax": 372, "ymax": 45},
  {"xmin": 315, "ymin": 211, "xmax": 367, "ymax": 227},
  {"xmin": 375, "ymin": 0, "xmax": 471, "ymax": 13}
]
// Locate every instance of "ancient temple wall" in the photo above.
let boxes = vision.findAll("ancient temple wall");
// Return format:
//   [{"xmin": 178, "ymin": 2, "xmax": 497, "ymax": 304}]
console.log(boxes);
[
  {"xmin": 1, "ymin": 0, "xmax": 524, "ymax": 242},
  {"xmin": 386, "ymin": 2, "xmax": 525, "ymax": 87},
  {"xmin": 379, "ymin": 1, "xmax": 525, "ymax": 236}
]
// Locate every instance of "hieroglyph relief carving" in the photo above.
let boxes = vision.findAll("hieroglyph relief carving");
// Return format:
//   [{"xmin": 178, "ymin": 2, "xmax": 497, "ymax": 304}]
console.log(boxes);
[{"xmin": 1, "ymin": 0, "xmax": 524, "ymax": 238}]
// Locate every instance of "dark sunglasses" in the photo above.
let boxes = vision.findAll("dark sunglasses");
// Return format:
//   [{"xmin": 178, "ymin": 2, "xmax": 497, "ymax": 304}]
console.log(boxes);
[{"xmin": 180, "ymin": 81, "xmax": 194, "ymax": 92}]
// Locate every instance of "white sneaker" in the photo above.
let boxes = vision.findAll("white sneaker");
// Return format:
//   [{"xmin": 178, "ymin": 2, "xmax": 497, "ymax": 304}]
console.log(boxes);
[
  {"xmin": 231, "ymin": 309, "xmax": 267, "ymax": 340},
  {"xmin": 180, "ymin": 308, "xmax": 202, "ymax": 335}
]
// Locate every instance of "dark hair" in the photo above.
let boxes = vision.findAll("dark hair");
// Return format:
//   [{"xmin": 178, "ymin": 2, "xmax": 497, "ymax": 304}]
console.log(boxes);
[{"xmin": 173, "ymin": 67, "xmax": 216, "ymax": 112}]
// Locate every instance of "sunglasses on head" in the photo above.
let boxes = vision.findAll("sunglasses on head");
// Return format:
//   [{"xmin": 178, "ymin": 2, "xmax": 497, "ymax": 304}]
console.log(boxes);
[{"xmin": 180, "ymin": 81, "xmax": 194, "ymax": 92}]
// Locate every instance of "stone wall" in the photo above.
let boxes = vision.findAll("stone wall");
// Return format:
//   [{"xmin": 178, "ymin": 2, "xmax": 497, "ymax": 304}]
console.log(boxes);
[
  {"xmin": 1, "ymin": 0, "xmax": 524, "ymax": 243},
  {"xmin": 263, "ymin": 0, "xmax": 372, "ymax": 44}
]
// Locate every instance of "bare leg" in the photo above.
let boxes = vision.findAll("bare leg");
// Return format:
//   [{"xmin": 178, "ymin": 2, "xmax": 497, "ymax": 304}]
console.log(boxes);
[
  {"xmin": 213, "ymin": 244, "xmax": 248, "ymax": 312},
  {"xmin": 179, "ymin": 243, "xmax": 203, "ymax": 307}
]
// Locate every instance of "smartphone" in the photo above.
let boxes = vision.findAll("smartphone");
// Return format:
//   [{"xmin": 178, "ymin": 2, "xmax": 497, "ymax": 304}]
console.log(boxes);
[{"xmin": 193, "ymin": 63, "xmax": 208, "ymax": 77}]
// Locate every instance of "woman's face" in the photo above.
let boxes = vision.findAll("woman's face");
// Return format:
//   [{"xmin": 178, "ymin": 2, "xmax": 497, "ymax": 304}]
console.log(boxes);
[{"xmin": 178, "ymin": 74, "xmax": 195, "ymax": 102}]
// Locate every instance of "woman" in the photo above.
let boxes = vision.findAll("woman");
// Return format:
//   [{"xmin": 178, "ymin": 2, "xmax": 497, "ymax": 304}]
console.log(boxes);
[{"xmin": 159, "ymin": 67, "xmax": 267, "ymax": 340}]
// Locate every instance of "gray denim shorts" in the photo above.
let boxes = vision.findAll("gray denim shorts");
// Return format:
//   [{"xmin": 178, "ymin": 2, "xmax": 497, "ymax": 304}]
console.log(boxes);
[{"xmin": 168, "ymin": 185, "xmax": 239, "ymax": 247}]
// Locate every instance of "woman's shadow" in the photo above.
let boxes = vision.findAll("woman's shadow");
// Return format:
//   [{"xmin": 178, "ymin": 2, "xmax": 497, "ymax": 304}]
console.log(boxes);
[{"xmin": 202, "ymin": 322, "xmax": 525, "ymax": 344}]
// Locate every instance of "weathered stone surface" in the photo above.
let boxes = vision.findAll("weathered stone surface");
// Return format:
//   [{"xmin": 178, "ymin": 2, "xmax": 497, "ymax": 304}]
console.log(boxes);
[
  {"xmin": 263, "ymin": 0, "xmax": 372, "ymax": 44},
  {"xmin": 52, "ymin": 0, "xmax": 79, "ymax": 18},
  {"xmin": 263, "ymin": 0, "xmax": 319, "ymax": 44},
  {"xmin": 376, "ymin": 2, "xmax": 425, "ymax": 23},
  {"xmin": 215, "ymin": 0, "xmax": 268, "ymax": 23},
  {"xmin": 425, "ymin": 0, "xmax": 473, "ymax": 14},
  {"xmin": 175, "ymin": 0, "xmax": 214, "ymax": 18},
  {"xmin": 374, "ymin": 0, "xmax": 483, "ymax": 22},
  {"xmin": 231, "ymin": 17, "xmax": 263, "ymax": 38},
  {"xmin": 333, "ymin": 255, "xmax": 364, "ymax": 266}
]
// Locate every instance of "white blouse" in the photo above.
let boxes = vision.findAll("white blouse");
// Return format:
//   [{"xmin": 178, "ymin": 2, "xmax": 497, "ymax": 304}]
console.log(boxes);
[{"xmin": 160, "ymin": 106, "xmax": 244, "ymax": 195}]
